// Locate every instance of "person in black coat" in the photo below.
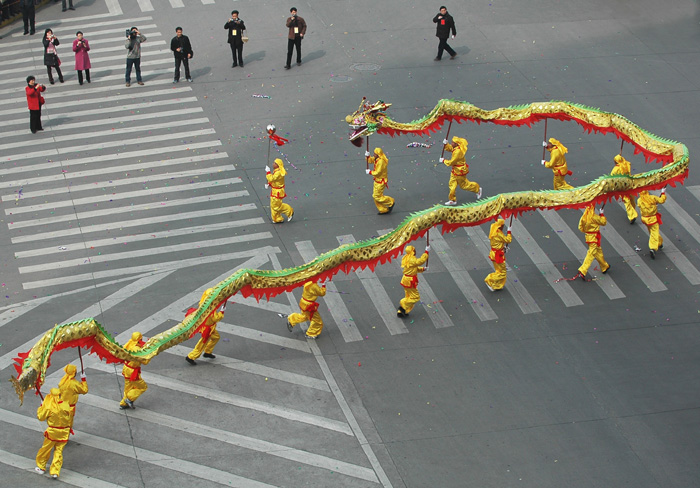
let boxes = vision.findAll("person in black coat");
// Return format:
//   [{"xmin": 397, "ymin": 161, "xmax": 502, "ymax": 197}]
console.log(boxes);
[
  {"xmin": 433, "ymin": 6, "xmax": 457, "ymax": 60},
  {"xmin": 224, "ymin": 10, "xmax": 246, "ymax": 67},
  {"xmin": 20, "ymin": 0, "xmax": 35, "ymax": 35},
  {"xmin": 170, "ymin": 27, "xmax": 193, "ymax": 82},
  {"xmin": 43, "ymin": 29, "xmax": 64, "ymax": 84}
]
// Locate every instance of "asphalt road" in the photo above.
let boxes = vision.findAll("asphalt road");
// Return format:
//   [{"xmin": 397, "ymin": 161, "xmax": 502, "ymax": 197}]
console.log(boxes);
[{"xmin": 1, "ymin": 1, "xmax": 699, "ymax": 487}]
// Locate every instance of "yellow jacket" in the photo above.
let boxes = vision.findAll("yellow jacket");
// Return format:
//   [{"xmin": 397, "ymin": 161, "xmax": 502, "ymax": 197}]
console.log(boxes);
[
  {"xmin": 59, "ymin": 378, "xmax": 88, "ymax": 407},
  {"xmin": 400, "ymin": 246, "xmax": 429, "ymax": 287},
  {"xmin": 638, "ymin": 192, "xmax": 666, "ymax": 224},
  {"xmin": 611, "ymin": 155, "xmax": 632, "ymax": 176},
  {"xmin": 368, "ymin": 152, "xmax": 389, "ymax": 184},
  {"xmin": 37, "ymin": 390, "xmax": 72, "ymax": 442},
  {"xmin": 443, "ymin": 137, "xmax": 469, "ymax": 176},
  {"xmin": 545, "ymin": 147, "xmax": 570, "ymax": 175},
  {"xmin": 299, "ymin": 281, "xmax": 326, "ymax": 313},
  {"xmin": 488, "ymin": 219, "xmax": 512, "ymax": 263},
  {"xmin": 578, "ymin": 207, "xmax": 606, "ymax": 244},
  {"xmin": 266, "ymin": 159, "xmax": 287, "ymax": 199}
]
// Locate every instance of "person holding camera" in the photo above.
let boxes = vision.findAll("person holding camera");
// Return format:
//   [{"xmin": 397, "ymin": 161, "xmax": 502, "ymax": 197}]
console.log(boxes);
[
  {"xmin": 25, "ymin": 75, "xmax": 46, "ymax": 134},
  {"xmin": 125, "ymin": 27, "xmax": 147, "ymax": 87},
  {"xmin": 285, "ymin": 7, "xmax": 306, "ymax": 70},
  {"xmin": 72, "ymin": 31, "xmax": 91, "ymax": 85},
  {"xmin": 224, "ymin": 10, "xmax": 246, "ymax": 68},
  {"xmin": 433, "ymin": 6, "xmax": 457, "ymax": 60},
  {"xmin": 170, "ymin": 27, "xmax": 193, "ymax": 82},
  {"xmin": 43, "ymin": 29, "xmax": 64, "ymax": 84}
]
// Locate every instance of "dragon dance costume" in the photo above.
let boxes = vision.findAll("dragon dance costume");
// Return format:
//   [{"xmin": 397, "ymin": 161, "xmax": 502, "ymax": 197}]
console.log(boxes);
[
  {"xmin": 638, "ymin": 189, "xmax": 666, "ymax": 258},
  {"xmin": 611, "ymin": 155, "xmax": 638, "ymax": 224},
  {"xmin": 367, "ymin": 147, "xmax": 395, "ymax": 214},
  {"xmin": 442, "ymin": 136, "xmax": 480, "ymax": 205},
  {"xmin": 266, "ymin": 158, "xmax": 294, "ymax": 223},
  {"xmin": 58, "ymin": 364, "xmax": 87, "ymax": 432},
  {"xmin": 186, "ymin": 288, "xmax": 224, "ymax": 365},
  {"xmin": 397, "ymin": 245, "xmax": 429, "ymax": 317},
  {"xmin": 544, "ymin": 138, "xmax": 573, "ymax": 190},
  {"xmin": 119, "ymin": 332, "xmax": 150, "ymax": 409},
  {"xmin": 577, "ymin": 205, "xmax": 610, "ymax": 278},
  {"xmin": 35, "ymin": 388, "xmax": 71, "ymax": 478},
  {"xmin": 484, "ymin": 218, "xmax": 512, "ymax": 291},
  {"xmin": 288, "ymin": 281, "xmax": 327, "ymax": 338}
]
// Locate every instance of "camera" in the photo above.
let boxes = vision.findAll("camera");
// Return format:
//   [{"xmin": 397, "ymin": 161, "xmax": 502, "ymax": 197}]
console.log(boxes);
[{"xmin": 125, "ymin": 28, "xmax": 137, "ymax": 39}]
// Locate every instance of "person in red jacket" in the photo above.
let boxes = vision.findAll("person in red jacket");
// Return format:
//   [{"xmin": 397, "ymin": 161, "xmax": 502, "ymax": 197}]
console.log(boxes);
[{"xmin": 25, "ymin": 75, "xmax": 46, "ymax": 134}]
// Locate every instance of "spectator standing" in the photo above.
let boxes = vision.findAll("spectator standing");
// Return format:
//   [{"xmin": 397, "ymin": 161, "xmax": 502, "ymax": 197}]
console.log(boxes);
[
  {"xmin": 433, "ymin": 6, "xmax": 457, "ymax": 60},
  {"xmin": 72, "ymin": 31, "xmax": 91, "ymax": 85},
  {"xmin": 285, "ymin": 7, "xmax": 306, "ymax": 69},
  {"xmin": 25, "ymin": 75, "xmax": 46, "ymax": 134},
  {"xmin": 224, "ymin": 10, "xmax": 246, "ymax": 68},
  {"xmin": 170, "ymin": 27, "xmax": 193, "ymax": 82},
  {"xmin": 125, "ymin": 27, "xmax": 146, "ymax": 87},
  {"xmin": 20, "ymin": 0, "xmax": 35, "ymax": 35},
  {"xmin": 62, "ymin": 0, "xmax": 74, "ymax": 12},
  {"xmin": 43, "ymin": 29, "xmax": 64, "ymax": 84}
]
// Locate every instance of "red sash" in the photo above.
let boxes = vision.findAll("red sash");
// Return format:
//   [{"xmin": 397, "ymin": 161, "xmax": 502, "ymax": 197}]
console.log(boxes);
[
  {"xmin": 645, "ymin": 212, "xmax": 662, "ymax": 227},
  {"xmin": 451, "ymin": 164, "xmax": 468, "ymax": 176},
  {"xmin": 490, "ymin": 248, "xmax": 506, "ymax": 264},
  {"xmin": 373, "ymin": 177, "xmax": 388, "ymax": 188},
  {"xmin": 401, "ymin": 275, "xmax": 418, "ymax": 288},
  {"xmin": 585, "ymin": 231, "xmax": 601, "ymax": 246},
  {"xmin": 270, "ymin": 185, "xmax": 285, "ymax": 198},
  {"xmin": 300, "ymin": 298, "xmax": 319, "ymax": 320},
  {"xmin": 128, "ymin": 366, "xmax": 141, "ymax": 381}
]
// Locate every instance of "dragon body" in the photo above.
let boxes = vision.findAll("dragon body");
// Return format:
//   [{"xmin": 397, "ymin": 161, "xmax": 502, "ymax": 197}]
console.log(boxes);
[{"xmin": 11, "ymin": 100, "xmax": 688, "ymax": 403}]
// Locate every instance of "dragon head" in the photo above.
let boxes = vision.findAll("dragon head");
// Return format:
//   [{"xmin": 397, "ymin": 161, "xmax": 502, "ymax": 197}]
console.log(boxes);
[{"xmin": 345, "ymin": 98, "xmax": 392, "ymax": 144}]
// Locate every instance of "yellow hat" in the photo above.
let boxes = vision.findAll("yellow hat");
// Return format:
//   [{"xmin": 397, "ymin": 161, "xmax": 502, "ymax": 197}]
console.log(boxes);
[
  {"xmin": 548, "ymin": 138, "xmax": 568, "ymax": 154},
  {"xmin": 489, "ymin": 218, "xmax": 505, "ymax": 239}
]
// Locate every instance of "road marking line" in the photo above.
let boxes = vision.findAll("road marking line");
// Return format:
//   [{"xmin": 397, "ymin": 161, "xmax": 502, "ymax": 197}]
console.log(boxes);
[
  {"xmin": 216, "ymin": 322, "xmax": 312, "ymax": 354},
  {"xmin": 511, "ymin": 220, "xmax": 584, "ymax": 307}
]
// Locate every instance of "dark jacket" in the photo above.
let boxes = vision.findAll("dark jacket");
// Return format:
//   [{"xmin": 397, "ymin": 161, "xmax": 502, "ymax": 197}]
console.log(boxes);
[
  {"xmin": 170, "ymin": 34, "xmax": 193, "ymax": 58},
  {"xmin": 224, "ymin": 18, "xmax": 246, "ymax": 44},
  {"xmin": 43, "ymin": 37, "xmax": 60, "ymax": 66},
  {"xmin": 286, "ymin": 15, "xmax": 306, "ymax": 39},
  {"xmin": 433, "ymin": 12, "xmax": 456, "ymax": 38}
]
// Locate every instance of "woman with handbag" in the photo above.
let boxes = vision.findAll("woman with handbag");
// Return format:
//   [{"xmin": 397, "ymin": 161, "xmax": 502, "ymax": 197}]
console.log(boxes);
[
  {"xmin": 43, "ymin": 29, "xmax": 64, "ymax": 84},
  {"xmin": 25, "ymin": 75, "xmax": 46, "ymax": 134},
  {"xmin": 72, "ymin": 31, "xmax": 91, "ymax": 85}
]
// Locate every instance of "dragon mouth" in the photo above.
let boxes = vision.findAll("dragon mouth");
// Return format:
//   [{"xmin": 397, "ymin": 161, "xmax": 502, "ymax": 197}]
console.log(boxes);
[{"xmin": 349, "ymin": 125, "xmax": 369, "ymax": 141}]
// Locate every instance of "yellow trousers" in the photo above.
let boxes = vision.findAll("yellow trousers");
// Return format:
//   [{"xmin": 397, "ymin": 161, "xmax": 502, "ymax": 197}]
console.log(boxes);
[
  {"xmin": 448, "ymin": 174, "xmax": 479, "ymax": 201},
  {"xmin": 578, "ymin": 243, "xmax": 609, "ymax": 276},
  {"xmin": 553, "ymin": 174, "xmax": 573, "ymax": 190},
  {"xmin": 647, "ymin": 223, "xmax": 663, "ymax": 251},
  {"xmin": 288, "ymin": 309, "xmax": 324, "ymax": 337},
  {"xmin": 399, "ymin": 287, "xmax": 421, "ymax": 314},
  {"xmin": 36, "ymin": 437, "xmax": 66, "ymax": 477},
  {"xmin": 120, "ymin": 378, "xmax": 148, "ymax": 407},
  {"xmin": 187, "ymin": 329, "xmax": 220, "ymax": 360},
  {"xmin": 270, "ymin": 197, "xmax": 294, "ymax": 223},
  {"xmin": 622, "ymin": 196, "xmax": 638, "ymax": 222},
  {"xmin": 372, "ymin": 181, "xmax": 394, "ymax": 213},
  {"xmin": 484, "ymin": 261, "xmax": 507, "ymax": 290}
]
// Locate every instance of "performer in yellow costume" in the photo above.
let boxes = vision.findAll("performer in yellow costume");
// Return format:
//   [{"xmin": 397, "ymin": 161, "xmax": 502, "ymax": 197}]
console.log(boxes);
[
  {"xmin": 265, "ymin": 158, "xmax": 294, "ymax": 223},
  {"xmin": 35, "ymin": 388, "xmax": 72, "ymax": 479},
  {"xmin": 397, "ymin": 244, "xmax": 430, "ymax": 317},
  {"xmin": 440, "ymin": 135, "xmax": 481, "ymax": 205},
  {"xmin": 365, "ymin": 147, "xmax": 395, "ymax": 214},
  {"xmin": 611, "ymin": 155, "xmax": 638, "ymax": 224},
  {"xmin": 484, "ymin": 218, "xmax": 513, "ymax": 291},
  {"xmin": 577, "ymin": 205, "xmax": 610, "ymax": 279},
  {"xmin": 186, "ymin": 288, "xmax": 224, "ymax": 365},
  {"xmin": 119, "ymin": 331, "xmax": 150, "ymax": 410},
  {"xmin": 287, "ymin": 280, "xmax": 327, "ymax": 339},
  {"xmin": 542, "ymin": 138, "xmax": 573, "ymax": 190},
  {"xmin": 638, "ymin": 188, "xmax": 666, "ymax": 259},
  {"xmin": 58, "ymin": 364, "xmax": 88, "ymax": 434}
]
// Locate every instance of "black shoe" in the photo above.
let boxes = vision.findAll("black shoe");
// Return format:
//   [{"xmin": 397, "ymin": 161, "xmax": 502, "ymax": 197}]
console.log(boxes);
[
  {"xmin": 658, "ymin": 244, "xmax": 663, "ymax": 250},
  {"xmin": 284, "ymin": 65, "xmax": 291, "ymax": 70},
  {"xmin": 79, "ymin": 81, "xmax": 83, "ymax": 85},
  {"xmin": 649, "ymin": 249, "xmax": 655, "ymax": 260},
  {"xmin": 185, "ymin": 356, "xmax": 197, "ymax": 365},
  {"xmin": 24, "ymin": 31, "xmax": 29, "ymax": 35},
  {"xmin": 49, "ymin": 80, "xmax": 55, "ymax": 85},
  {"xmin": 31, "ymin": 130, "xmax": 37, "ymax": 134},
  {"xmin": 397, "ymin": 306, "xmax": 407, "ymax": 318},
  {"xmin": 297, "ymin": 60, "xmax": 302, "ymax": 65},
  {"xmin": 239, "ymin": 62, "xmax": 244, "ymax": 67},
  {"xmin": 630, "ymin": 217, "xmax": 636, "ymax": 225},
  {"xmin": 232, "ymin": 63, "xmax": 237, "ymax": 68},
  {"xmin": 434, "ymin": 57, "xmax": 441, "ymax": 61},
  {"xmin": 602, "ymin": 265, "xmax": 610, "ymax": 274},
  {"xmin": 203, "ymin": 353, "xmax": 216, "ymax": 359},
  {"xmin": 69, "ymin": 6, "xmax": 75, "ymax": 9},
  {"xmin": 578, "ymin": 271, "xmax": 586, "ymax": 281},
  {"xmin": 30, "ymin": 30, "xmax": 35, "ymax": 35},
  {"xmin": 287, "ymin": 320, "xmax": 293, "ymax": 333},
  {"xmin": 119, "ymin": 404, "xmax": 129, "ymax": 410},
  {"xmin": 62, "ymin": 7, "xmax": 66, "ymax": 11},
  {"xmin": 59, "ymin": 78, "xmax": 64, "ymax": 83},
  {"xmin": 450, "ymin": 54, "xmax": 458, "ymax": 60},
  {"xmin": 387, "ymin": 203, "xmax": 394, "ymax": 214}
]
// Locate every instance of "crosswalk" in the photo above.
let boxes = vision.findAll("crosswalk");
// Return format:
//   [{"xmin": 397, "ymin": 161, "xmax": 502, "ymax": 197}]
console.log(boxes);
[{"xmin": 2, "ymin": 14, "xmax": 270, "ymax": 294}]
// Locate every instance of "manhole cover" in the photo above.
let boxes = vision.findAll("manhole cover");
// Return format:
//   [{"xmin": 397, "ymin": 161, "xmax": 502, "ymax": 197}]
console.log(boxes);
[
  {"xmin": 330, "ymin": 75, "xmax": 352, "ymax": 83},
  {"xmin": 351, "ymin": 63, "xmax": 381, "ymax": 71}
]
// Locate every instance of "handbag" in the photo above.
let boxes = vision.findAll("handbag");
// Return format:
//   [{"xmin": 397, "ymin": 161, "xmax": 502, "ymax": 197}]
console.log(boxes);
[{"xmin": 241, "ymin": 35, "xmax": 249, "ymax": 43}]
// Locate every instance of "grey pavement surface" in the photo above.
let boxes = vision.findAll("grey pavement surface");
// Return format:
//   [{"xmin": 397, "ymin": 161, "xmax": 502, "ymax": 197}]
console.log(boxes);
[{"xmin": 1, "ymin": 0, "xmax": 700, "ymax": 487}]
